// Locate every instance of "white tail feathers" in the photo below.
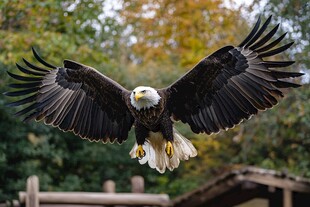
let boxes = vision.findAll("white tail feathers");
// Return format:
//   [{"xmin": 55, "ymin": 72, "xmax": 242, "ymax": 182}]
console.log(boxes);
[{"xmin": 129, "ymin": 128, "xmax": 197, "ymax": 173}]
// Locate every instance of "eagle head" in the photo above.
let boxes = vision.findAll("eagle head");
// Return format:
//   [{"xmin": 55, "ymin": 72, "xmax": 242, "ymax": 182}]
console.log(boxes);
[{"xmin": 130, "ymin": 86, "xmax": 161, "ymax": 110}]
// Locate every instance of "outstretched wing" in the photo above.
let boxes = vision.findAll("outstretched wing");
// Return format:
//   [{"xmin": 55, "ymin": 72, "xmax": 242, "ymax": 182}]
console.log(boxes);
[
  {"xmin": 5, "ymin": 48, "xmax": 134, "ymax": 143},
  {"xmin": 163, "ymin": 16, "xmax": 303, "ymax": 134}
]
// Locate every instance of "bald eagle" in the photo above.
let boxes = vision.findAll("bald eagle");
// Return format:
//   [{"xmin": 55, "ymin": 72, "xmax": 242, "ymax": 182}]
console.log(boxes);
[{"xmin": 5, "ymin": 16, "xmax": 303, "ymax": 173}]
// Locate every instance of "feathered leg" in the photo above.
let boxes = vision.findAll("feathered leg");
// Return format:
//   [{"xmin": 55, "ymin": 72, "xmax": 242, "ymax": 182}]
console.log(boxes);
[
  {"xmin": 134, "ymin": 121, "xmax": 149, "ymax": 159},
  {"xmin": 160, "ymin": 114, "xmax": 174, "ymax": 158}
]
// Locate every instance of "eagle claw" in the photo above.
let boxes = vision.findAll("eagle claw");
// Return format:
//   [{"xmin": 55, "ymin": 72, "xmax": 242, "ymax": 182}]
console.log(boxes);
[
  {"xmin": 165, "ymin": 141, "xmax": 174, "ymax": 158},
  {"xmin": 136, "ymin": 145, "xmax": 145, "ymax": 159}
]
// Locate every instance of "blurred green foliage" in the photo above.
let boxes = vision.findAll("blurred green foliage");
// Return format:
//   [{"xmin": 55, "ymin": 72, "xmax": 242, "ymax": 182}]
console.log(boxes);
[{"xmin": 0, "ymin": 0, "xmax": 309, "ymax": 203}]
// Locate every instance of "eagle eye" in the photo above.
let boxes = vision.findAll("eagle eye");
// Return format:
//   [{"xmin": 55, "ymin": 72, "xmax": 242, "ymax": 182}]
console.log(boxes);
[{"xmin": 141, "ymin": 90, "xmax": 146, "ymax": 93}]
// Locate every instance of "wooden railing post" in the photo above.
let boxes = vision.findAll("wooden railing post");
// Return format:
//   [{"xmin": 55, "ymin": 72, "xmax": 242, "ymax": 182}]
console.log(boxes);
[
  {"xmin": 283, "ymin": 189, "xmax": 292, "ymax": 207},
  {"xmin": 103, "ymin": 180, "xmax": 116, "ymax": 193},
  {"xmin": 131, "ymin": 176, "xmax": 144, "ymax": 193},
  {"xmin": 26, "ymin": 175, "xmax": 39, "ymax": 207}
]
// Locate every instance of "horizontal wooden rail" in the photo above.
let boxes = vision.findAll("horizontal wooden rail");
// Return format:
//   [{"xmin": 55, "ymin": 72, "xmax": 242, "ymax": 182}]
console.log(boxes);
[{"xmin": 19, "ymin": 192, "xmax": 171, "ymax": 206}]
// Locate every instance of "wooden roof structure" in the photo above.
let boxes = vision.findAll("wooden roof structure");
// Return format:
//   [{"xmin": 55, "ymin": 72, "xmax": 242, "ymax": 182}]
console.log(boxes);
[{"xmin": 173, "ymin": 166, "xmax": 310, "ymax": 207}]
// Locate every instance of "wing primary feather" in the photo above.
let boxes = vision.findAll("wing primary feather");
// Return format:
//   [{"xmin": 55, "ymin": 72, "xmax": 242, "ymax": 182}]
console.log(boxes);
[
  {"xmin": 53, "ymin": 92, "xmax": 76, "ymax": 126},
  {"xmin": 191, "ymin": 114, "xmax": 204, "ymax": 133},
  {"xmin": 211, "ymin": 99, "xmax": 229, "ymax": 129},
  {"xmin": 262, "ymin": 61, "xmax": 295, "ymax": 68},
  {"xmin": 101, "ymin": 111, "xmax": 109, "ymax": 141},
  {"xmin": 110, "ymin": 122, "xmax": 118, "ymax": 142},
  {"xmin": 80, "ymin": 97, "xmax": 92, "ymax": 138},
  {"xmin": 35, "ymin": 111, "xmax": 47, "ymax": 122},
  {"xmin": 272, "ymin": 80, "xmax": 301, "ymax": 88},
  {"xmin": 216, "ymin": 92, "xmax": 240, "ymax": 124},
  {"xmin": 96, "ymin": 108, "xmax": 105, "ymax": 140},
  {"xmin": 233, "ymin": 76, "xmax": 267, "ymax": 107},
  {"xmin": 238, "ymin": 15, "xmax": 261, "ymax": 47},
  {"xmin": 53, "ymin": 84, "xmax": 81, "ymax": 127},
  {"xmin": 242, "ymin": 73, "xmax": 271, "ymax": 89},
  {"xmin": 245, "ymin": 15, "xmax": 272, "ymax": 48},
  {"xmin": 213, "ymin": 95, "xmax": 234, "ymax": 128},
  {"xmin": 16, "ymin": 63, "xmax": 45, "ymax": 76},
  {"xmin": 44, "ymin": 112, "xmax": 56, "ymax": 125},
  {"xmin": 89, "ymin": 103, "xmax": 99, "ymax": 140},
  {"xmin": 44, "ymin": 89, "xmax": 71, "ymax": 117},
  {"xmin": 82, "ymin": 101, "xmax": 94, "ymax": 139},
  {"xmin": 105, "ymin": 116, "xmax": 113, "ymax": 141},
  {"xmin": 14, "ymin": 103, "xmax": 38, "ymax": 117},
  {"xmin": 221, "ymin": 87, "xmax": 250, "ymax": 117},
  {"xmin": 223, "ymin": 84, "xmax": 250, "ymax": 114},
  {"xmin": 242, "ymin": 73, "xmax": 281, "ymax": 94},
  {"xmin": 269, "ymin": 70, "xmax": 304, "ymax": 78},
  {"xmin": 256, "ymin": 33, "xmax": 287, "ymax": 53},
  {"xmin": 199, "ymin": 99, "xmax": 217, "ymax": 131},
  {"xmin": 115, "ymin": 117, "xmax": 124, "ymax": 142},
  {"xmin": 116, "ymin": 120, "xmax": 125, "ymax": 143},
  {"xmin": 32, "ymin": 47, "xmax": 57, "ymax": 69},
  {"xmin": 197, "ymin": 109, "xmax": 209, "ymax": 131},
  {"xmin": 57, "ymin": 97, "xmax": 79, "ymax": 131},
  {"xmin": 120, "ymin": 115, "xmax": 129, "ymax": 141},
  {"xmin": 9, "ymin": 82, "xmax": 41, "ymax": 89},
  {"xmin": 97, "ymin": 110, "xmax": 104, "ymax": 139},
  {"xmin": 39, "ymin": 83, "xmax": 58, "ymax": 94},
  {"xmin": 67, "ymin": 90, "xmax": 85, "ymax": 130},
  {"xmin": 6, "ymin": 94, "xmax": 37, "ymax": 107},
  {"xmin": 47, "ymin": 84, "xmax": 78, "ymax": 119},
  {"xmin": 37, "ymin": 86, "xmax": 62, "ymax": 102},
  {"xmin": 250, "ymin": 24, "xmax": 279, "ymax": 50},
  {"xmin": 202, "ymin": 108, "xmax": 215, "ymax": 134},
  {"xmin": 75, "ymin": 99, "xmax": 88, "ymax": 136},
  {"xmin": 59, "ymin": 91, "xmax": 86, "ymax": 132},
  {"xmin": 246, "ymin": 68, "xmax": 276, "ymax": 82},
  {"xmin": 38, "ymin": 88, "xmax": 65, "ymax": 112},
  {"xmin": 121, "ymin": 115, "xmax": 131, "ymax": 141},
  {"xmin": 40, "ymin": 95, "xmax": 69, "ymax": 123},
  {"xmin": 208, "ymin": 106, "xmax": 221, "ymax": 132},
  {"xmin": 237, "ymin": 74, "xmax": 276, "ymax": 106},
  {"xmin": 91, "ymin": 105, "xmax": 101, "ymax": 139},
  {"xmin": 23, "ymin": 110, "xmax": 41, "ymax": 122},
  {"xmin": 229, "ymin": 78, "xmax": 264, "ymax": 110},
  {"xmin": 247, "ymin": 63, "xmax": 269, "ymax": 72},
  {"xmin": 4, "ymin": 87, "xmax": 40, "ymax": 97},
  {"xmin": 258, "ymin": 42, "xmax": 294, "ymax": 58},
  {"xmin": 108, "ymin": 126, "xmax": 116, "ymax": 143},
  {"xmin": 85, "ymin": 99, "xmax": 94, "ymax": 139},
  {"xmin": 225, "ymin": 83, "xmax": 258, "ymax": 115},
  {"xmin": 22, "ymin": 58, "xmax": 50, "ymax": 72},
  {"xmin": 198, "ymin": 108, "xmax": 211, "ymax": 133},
  {"xmin": 7, "ymin": 71, "xmax": 42, "ymax": 82}
]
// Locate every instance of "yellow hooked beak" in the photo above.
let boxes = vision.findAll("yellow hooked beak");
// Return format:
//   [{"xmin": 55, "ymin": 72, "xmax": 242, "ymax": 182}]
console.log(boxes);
[{"xmin": 135, "ymin": 92, "xmax": 144, "ymax": 101}]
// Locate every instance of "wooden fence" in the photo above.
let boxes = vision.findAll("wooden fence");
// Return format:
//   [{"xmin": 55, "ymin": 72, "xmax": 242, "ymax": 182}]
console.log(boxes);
[{"xmin": 16, "ymin": 175, "xmax": 171, "ymax": 207}]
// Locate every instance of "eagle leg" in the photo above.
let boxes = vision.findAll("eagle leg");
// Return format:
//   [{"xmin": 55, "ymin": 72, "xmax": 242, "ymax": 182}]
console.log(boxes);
[
  {"xmin": 134, "ymin": 121, "xmax": 148, "ymax": 159},
  {"xmin": 165, "ymin": 141, "xmax": 174, "ymax": 158},
  {"xmin": 136, "ymin": 145, "xmax": 146, "ymax": 159},
  {"xmin": 159, "ymin": 113, "xmax": 175, "ymax": 158}
]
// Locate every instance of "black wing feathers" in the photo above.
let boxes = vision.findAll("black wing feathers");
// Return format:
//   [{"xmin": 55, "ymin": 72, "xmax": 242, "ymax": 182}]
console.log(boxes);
[
  {"xmin": 5, "ymin": 48, "xmax": 134, "ymax": 143},
  {"xmin": 165, "ymin": 16, "xmax": 303, "ymax": 135},
  {"xmin": 31, "ymin": 47, "xmax": 56, "ymax": 69},
  {"xmin": 258, "ymin": 42, "xmax": 294, "ymax": 58},
  {"xmin": 244, "ymin": 16, "xmax": 271, "ymax": 48},
  {"xmin": 238, "ymin": 15, "xmax": 262, "ymax": 47}
]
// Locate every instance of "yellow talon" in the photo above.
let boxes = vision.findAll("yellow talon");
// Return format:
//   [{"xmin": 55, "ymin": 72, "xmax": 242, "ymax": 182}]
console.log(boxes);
[
  {"xmin": 166, "ymin": 141, "xmax": 174, "ymax": 158},
  {"xmin": 136, "ymin": 145, "xmax": 145, "ymax": 159}
]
